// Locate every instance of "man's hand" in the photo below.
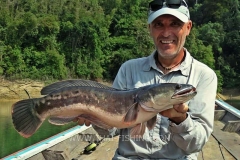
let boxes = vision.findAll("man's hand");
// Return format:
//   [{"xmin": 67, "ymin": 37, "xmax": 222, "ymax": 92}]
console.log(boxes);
[
  {"xmin": 73, "ymin": 117, "xmax": 92, "ymax": 126},
  {"xmin": 160, "ymin": 103, "xmax": 188, "ymax": 124}
]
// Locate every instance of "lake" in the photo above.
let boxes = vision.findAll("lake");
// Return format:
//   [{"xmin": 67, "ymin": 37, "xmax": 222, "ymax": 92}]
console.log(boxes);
[
  {"xmin": 0, "ymin": 100, "xmax": 76, "ymax": 158},
  {"xmin": 225, "ymin": 99, "xmax": 240, "ymax": 110}
]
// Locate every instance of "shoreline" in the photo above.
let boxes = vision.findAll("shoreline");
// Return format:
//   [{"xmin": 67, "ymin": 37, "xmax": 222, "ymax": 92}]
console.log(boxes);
[
  {"xmin": 0, "ymin": 79, "xmax": 44, "ymax": 101},
  {"xmin": 1, "ymin": 79, "xmax": 240, "ymax": 101}
]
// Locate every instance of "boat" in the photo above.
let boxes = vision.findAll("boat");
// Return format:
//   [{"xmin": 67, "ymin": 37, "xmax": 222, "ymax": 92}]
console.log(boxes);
[{"xmin": 2, "ymin": 99, "xmax": 240, "ymax": 160}]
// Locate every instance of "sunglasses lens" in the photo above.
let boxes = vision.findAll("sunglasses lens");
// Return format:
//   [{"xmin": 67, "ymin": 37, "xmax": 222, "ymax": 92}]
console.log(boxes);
[
  {"xmin": 150, "ymin": 4, "xmax": 163, "ymax": 11},
  {"xmin": 166, "ymin": 0, "xmax": 181, "ymax": 4},
  {"xmin": 149, "ymin": 0, "xmax": 164, "ymax": 11},
  {"xmin": 167, "ymin": 4, "xmax": 181, "ymax": 8},
  {"xmin": 166, "ymin": 0, "xmax": 182, "ymax": 8},
  {"xmin": 149, "ymin": 0, "xmax": 187, "ymax": 11}
]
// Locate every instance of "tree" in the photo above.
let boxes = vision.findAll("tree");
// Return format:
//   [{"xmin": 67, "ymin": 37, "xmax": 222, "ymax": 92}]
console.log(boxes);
[
  {"xmin": 201, "ymin": 0, "xmax": 229, "ymax": 23},
  {"xmin": 185, "ymin": 27, "xmax": 223, "ymax": 91},
  {"xmin": 197, "ymin": 22, "xmax": 225, "ymax": 70}
]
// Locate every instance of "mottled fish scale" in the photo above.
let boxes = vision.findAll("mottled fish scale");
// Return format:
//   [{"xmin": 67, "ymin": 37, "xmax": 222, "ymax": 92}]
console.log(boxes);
[{"xmin": 12, "ymin": 80, "xmax": 197, "ymax": 138}]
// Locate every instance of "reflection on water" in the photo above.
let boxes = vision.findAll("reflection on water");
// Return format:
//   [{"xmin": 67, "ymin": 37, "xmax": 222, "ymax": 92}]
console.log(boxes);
[
  {"xmin": 0, "ymin": 100, "xmax": 76, "ymax": 158},
  {"xmin": 225, "ymin": 99, "xmax": 240, "ymax": 110}
]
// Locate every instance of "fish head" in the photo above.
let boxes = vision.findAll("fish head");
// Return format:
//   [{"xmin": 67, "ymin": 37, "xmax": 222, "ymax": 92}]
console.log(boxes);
[
  {"xmin": 138, "ymin": 83, "xmax": 197, "ymax": 111},
  {"xmin": 170, "ymin": 83, "xmax": 197, "ymax": 103}
]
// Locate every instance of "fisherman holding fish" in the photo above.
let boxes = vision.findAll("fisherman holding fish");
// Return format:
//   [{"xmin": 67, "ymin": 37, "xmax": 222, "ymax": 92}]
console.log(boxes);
[
  {"xmin": 11, "ymin": 0, "xmax": 217, "ymax": 159},
  {"xmin": 77, "ymin": 0, "xmax": 217, "ymax": 159}
]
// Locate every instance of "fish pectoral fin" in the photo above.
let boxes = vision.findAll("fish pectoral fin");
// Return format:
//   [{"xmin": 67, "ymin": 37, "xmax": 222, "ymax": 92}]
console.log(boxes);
[
  {"xmin": 78, "ymin": 114, "xmax": 112, "ymax": 129},
  {"xmin": 130, "ymin": 123, "xmax": 146, "ymax": 136},
  {"xmin": 146, "ymin": 116, "xmax": 157, "ymax": 130},
  {"xmin": 123, "ymin": 102, "xmax": 139, "ymax": 123},
  {"xmin": 48, "ymin": 116, "xmax": 76, "ymax": 125},
  {"xmin": 139, "ymin": 102, "xmax": 159, "ymax": 112}
]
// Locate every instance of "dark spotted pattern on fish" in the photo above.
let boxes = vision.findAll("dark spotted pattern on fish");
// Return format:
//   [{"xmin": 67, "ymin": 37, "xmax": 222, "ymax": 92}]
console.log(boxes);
[{"xmin": 12, "ymin": 80, "xmax": 197, "ymax": 138}]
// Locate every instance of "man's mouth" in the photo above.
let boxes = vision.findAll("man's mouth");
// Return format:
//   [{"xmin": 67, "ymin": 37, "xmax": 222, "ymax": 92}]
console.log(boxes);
[{"xmin": 161, "ymin": 40, "xmax": 173, "ymax": 44}]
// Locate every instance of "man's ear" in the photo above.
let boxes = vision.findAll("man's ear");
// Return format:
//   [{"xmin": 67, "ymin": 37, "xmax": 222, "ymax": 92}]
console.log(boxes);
[
  {"xmin": 148, "ymin": 24, "xmax": 152, "ymax": 37},
  {"xmin": 186, "ymin": 20, "xmax": 192, "ymax": 36}
]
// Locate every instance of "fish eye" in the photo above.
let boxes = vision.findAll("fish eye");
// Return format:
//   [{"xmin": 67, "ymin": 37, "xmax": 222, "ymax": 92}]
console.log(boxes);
[{"xmin": 176, "ymin": 84, "xmax": 181, "ymax": 90}]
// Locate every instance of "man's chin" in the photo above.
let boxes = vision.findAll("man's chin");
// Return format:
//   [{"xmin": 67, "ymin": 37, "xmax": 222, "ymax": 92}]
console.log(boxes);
[{"xmin": 157, "ymin": 50, "xmax": 177, "ymax": 59}]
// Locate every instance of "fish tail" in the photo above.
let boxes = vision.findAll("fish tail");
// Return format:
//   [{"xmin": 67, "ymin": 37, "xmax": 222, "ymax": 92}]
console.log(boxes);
[{"xmin": 12, "ymin": 98, "xmax": 43, "ymax": 138}]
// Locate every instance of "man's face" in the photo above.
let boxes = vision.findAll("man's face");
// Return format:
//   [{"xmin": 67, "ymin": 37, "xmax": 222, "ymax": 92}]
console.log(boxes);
[{"xmin": 149, "ymin": 14, "xmax": 192, "ymax": 59}]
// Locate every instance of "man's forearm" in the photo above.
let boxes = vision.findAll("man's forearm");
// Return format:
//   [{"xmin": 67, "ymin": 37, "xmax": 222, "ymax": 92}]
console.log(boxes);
[{"xmin": 169, "ymin": 114, "xmax": 211, "ymax": 154}]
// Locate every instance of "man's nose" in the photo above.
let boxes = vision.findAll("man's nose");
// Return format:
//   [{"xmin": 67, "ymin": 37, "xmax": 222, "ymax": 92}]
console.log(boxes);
[{"xmin": 161, "ymin": 27, "xmax": 171, "ymax": 37}]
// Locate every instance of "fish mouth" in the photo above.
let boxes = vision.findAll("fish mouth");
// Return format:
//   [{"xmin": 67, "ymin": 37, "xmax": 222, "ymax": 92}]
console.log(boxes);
[{"xmin": 172, "ymin": 86, "xmax": 197, "ymax": 99}]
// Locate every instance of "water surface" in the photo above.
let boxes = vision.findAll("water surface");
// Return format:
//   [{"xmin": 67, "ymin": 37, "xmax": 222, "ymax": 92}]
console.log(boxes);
[
  {"xmin": 225, "ymin": 99, "xmax": 240, "ymax": 110},
  {"xmin": 0, "ymin": 100, "xmax": 76, "ymax": 158}
]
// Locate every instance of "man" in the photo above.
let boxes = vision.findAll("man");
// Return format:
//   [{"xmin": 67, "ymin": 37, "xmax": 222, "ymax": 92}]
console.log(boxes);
[{"xmin": 78, "ymin": 0, "xmax": 217, "ymax": 159}]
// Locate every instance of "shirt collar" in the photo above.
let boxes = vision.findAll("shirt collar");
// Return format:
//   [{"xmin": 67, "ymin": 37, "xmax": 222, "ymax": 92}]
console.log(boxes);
[
  {"xmin": 143, "ymin": 49, "xmax": 193, "ymax": 76},
  {"xmin": 142, "ymin": 51, "xmax": 157, "ymax": 71}
]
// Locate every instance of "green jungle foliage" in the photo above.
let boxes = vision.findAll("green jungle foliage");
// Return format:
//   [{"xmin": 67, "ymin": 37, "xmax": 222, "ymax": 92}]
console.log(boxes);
[{"xmin": 0, "ymin": 0, "xmax": 240, "ymax": 92}]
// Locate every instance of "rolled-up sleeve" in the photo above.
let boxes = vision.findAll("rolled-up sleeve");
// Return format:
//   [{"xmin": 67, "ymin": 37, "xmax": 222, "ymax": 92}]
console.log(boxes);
[{"xmin": 169, "ymin": 67, "xmax": 218, "ymax": 154}]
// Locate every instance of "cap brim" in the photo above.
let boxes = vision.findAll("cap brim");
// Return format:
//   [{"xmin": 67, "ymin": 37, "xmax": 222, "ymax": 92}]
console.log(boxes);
[{"xmin": 148, "ymin": 8, "xmax": 189, "ymax": 24}]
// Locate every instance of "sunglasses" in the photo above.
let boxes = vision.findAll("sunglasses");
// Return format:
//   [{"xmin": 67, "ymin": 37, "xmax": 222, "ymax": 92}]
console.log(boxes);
[{"xmin": 149, "ymin": 0, "xmax": 188, "ymax": 11}]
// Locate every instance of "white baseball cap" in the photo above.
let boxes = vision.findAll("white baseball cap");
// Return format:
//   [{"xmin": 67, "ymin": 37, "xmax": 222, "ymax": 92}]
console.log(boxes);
[{"xmin": 148, "ymin": 0, "xmax": 190, "ymax": 24}]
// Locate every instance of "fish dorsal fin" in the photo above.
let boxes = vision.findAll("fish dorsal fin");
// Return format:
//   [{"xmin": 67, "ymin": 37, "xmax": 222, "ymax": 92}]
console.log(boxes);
[
  {"xmin": 123, "ymin": 102, "xmax": 139, "ymax": 124},
  {"xmin": 48, "ymin": 116, "xmax": 76, "ymax": 125},
  {"xmin": 41, "ymin": 79, "xmax": 116, "ymax": 95}
]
